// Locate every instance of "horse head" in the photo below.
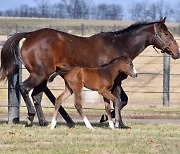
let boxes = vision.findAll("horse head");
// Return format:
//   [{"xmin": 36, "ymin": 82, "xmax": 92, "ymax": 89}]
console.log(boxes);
[
  {"xmin": 124, "ymin": 58, "xmax": 138, "ymax": 78},
  {"xmin": 152, "ymin": 17, "xmax": 180, "ymax": 59}
]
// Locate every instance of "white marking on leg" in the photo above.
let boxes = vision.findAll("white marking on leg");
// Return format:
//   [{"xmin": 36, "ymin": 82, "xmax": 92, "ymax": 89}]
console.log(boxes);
[
  {"xmin": 83, "ymin": 116, "xmax": 94, "ymax": 130},
  {"xmin": 109, "ymin": 120, "xmax": 114, "ymax": 129},
  {"xmin": 50, "ymin": 117, "xmax": 57, "ymax": 129}
]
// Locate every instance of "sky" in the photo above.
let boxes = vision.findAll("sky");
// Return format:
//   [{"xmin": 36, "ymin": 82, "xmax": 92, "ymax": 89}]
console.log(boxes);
[{"xmin": 0, "ymin": 0, "xmax": 179, "ymax": 11}]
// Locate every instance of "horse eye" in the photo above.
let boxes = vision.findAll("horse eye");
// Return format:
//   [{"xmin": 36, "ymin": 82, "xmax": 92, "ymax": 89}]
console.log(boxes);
[{"xmin": 165, "ymin": 33, "xmax": 169, "ymax": 36}]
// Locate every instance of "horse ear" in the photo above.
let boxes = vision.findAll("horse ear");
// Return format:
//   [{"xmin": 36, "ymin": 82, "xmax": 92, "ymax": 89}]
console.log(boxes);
[{"xmin": 159, "ymin": 17, "xmax": 166, "ymax": 23}]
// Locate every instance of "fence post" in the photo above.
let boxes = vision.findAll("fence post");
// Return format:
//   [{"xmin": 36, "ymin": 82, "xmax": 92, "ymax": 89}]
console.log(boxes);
[
  {"xmin": 8, "ymin": 44, "xmax": 21, "ymax": 124},
  {"xmin": 163, "ymin": 52, "xmax": 170, "ymax": 106}
]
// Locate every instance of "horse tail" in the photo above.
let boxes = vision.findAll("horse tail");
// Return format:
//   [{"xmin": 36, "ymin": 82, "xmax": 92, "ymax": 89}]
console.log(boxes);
[
  {"xmin": 0, "ymin": 32, "xmax": 29, "ymax": 81},
  {"xmin": 48, "ymin": 70, "xmax": 69, "ymax": 83}
]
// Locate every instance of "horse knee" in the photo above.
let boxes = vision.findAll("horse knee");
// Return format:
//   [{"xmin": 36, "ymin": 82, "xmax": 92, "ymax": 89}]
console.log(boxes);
[
  {"xmin": 122, "ymin": 100, "xmax": 127, "ymax": 106},
  {"xmin": 19, "ymin": 83, "xmax": 29, "ymax": 95},
  {"xmin": 32, "ymin": 95, "xmax": 42, "ymax": 106},
  {"xmin": 122, "ymin": 95, "xmax": 128, "ymax": 103}
]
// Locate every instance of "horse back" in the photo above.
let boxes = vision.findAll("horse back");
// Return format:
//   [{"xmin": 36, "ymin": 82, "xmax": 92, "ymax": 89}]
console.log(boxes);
[{"xmin": 20, "ymin": 28, "xmax": 120, "ymax": 77}]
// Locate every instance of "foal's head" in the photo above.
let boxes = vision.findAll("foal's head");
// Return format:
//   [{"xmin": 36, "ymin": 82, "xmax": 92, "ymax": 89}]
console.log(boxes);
[{"xmin": 120, "ymin": 57, "xmax": 137, "ymax": 78}]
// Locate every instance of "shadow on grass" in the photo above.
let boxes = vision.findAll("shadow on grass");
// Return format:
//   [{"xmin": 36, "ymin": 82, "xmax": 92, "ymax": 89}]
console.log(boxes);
[{"xmin": 0, "ymin": 120, "xmax": 110, "ymax": 129}]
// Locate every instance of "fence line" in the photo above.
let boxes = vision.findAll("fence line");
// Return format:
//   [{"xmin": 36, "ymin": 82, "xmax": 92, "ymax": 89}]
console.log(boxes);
[{"xmin": 0, "ymin": 24, "xmax": 180, "ymax": 123}]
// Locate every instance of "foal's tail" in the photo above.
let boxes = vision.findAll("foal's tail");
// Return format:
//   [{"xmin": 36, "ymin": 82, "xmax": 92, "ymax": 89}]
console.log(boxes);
[
  {"xmin": 0, "ymin": 32, "xmax": 29, "ymax": 81},
  {"xmin": 48, "ymin": 70, "xmax": 68, "ymax": 82}
]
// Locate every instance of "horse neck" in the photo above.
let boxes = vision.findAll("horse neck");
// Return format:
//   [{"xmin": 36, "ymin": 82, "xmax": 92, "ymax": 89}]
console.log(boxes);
[
  {"xmin": 113, "ymin": 24, "xmax": 154, "ymax": 60},
  {"xmin": 107, "ymin": 59, "xmax": 125, "ymax": 79}
]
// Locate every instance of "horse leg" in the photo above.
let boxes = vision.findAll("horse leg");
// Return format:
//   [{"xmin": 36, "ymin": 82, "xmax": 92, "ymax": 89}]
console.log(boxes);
[
  {"xmin": 50, "ymin": 85, "xmax": 72, "ymax": 129},
  {"xmin": 31, "ymin": 80, "xmax": 48, "ymax": 126},
  {"xmin": 100, "ymin": 85, "xmax": 130, "ymax": 129},
  {"xmin": 19, "ymin": 73, "xmax": 46, "ymax": 126},
  {"xmin": 74, "ymin": 91, "xmax": 94, "ymax": 130},
  {"xmin": 112, "ymin": 85, "xmax": 130, "ymax": 129},
  {"xmin": 100, "ymin": 97, "xmax": 109, "ymax": 123},
  {"xmin": 98, "ymin": 88, "xmax": 119, "ymax": 129},
  {"xmin": 104, "ymin": 100, "xmax": 114, "ymax": 129}
]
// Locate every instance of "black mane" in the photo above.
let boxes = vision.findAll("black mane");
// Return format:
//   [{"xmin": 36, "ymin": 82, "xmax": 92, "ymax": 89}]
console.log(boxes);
[{"xmin": 107, "ymin": 21, "xmax": 161, "ymax": 36}]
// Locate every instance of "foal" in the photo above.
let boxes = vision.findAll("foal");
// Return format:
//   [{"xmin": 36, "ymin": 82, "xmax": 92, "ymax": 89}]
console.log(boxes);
[{"xmin": 50, "ymin": 57, "xmax": 137, "ymax": 130}]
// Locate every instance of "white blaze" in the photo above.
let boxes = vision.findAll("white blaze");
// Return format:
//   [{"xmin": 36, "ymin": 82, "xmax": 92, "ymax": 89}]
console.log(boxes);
[{"xmin": 133, "ymin": 66, "xmax": 138, "ymax": 75}]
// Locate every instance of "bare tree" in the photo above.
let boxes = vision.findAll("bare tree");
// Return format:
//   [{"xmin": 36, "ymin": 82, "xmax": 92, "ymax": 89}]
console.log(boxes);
[
  {"xmin": 148, "ymin": 3, "xmax": 159, "ymax": 20},
  {"xmin": 62, "ymin": 0, "xmax": 92, "ymax": 19},
  {"xmin": 93, "ymin": 3, "xmax": 123, "ymax": 20},
  {"xmin": 129, "ymin": 2, "xmax": 149, "ymax": 21},
  {"xmin": 173, "ymin": 2, "xmax": 180, "ymax": 22},
  {"xmin": 51, "ymin": 3, "xmax": 66, "ymax": 18},
  {"xmin": 28, "ymin": 7, "xmax": 38, "ymax": 17},
  {"xmin": 19, "ymin": 5, "xmax": 29, "ymax": 17},
  {"xmin": 34, "ymin": 0, "xmax": 51, "ymax": 17},
  {"xmin": 4, "ymin": 9, "xmax": 15, "ymax": 17}
]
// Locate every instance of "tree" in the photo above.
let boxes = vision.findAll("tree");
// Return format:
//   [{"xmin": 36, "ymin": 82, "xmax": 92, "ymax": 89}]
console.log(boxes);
[
  {"xmin": 51, "ymin": 3, "xmax": 66, "ymax": 18},
  {"xmin": 34, "ymin": 0, "xmax": 51, "ymax": 17},
  {"xmin": 62, "ymin": 0, "xmax": 92, "ymax": 19},
  {"xmin": 173, "ymin": 2, "xmax": 180, "ymax": 22},
  {"xmin": 129, "ymin": 2, "xmax": 149, "ymax": 21},
  {"xmin": 93, "ymin": 3, "xmax": 123, "ymax": 20},
  {"xmin": 19, "ymin": 5, "xmax": 29, "ymax": 17}
]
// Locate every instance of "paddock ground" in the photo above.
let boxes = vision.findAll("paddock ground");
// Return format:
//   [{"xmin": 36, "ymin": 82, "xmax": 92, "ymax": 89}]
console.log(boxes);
[
  {"xmin": 0, "ymin": 107, "xmax": 179, "ymax": 125},
  {"xmin": 0, "ymin": 108, "xmax": 179, "ymax": 154}
]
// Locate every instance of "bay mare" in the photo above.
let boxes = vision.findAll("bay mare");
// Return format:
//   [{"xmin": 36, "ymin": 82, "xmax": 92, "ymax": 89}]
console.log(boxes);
[
  {"xmin": 50, "ymin": 57, "xmax": 137, "ymax": 130},
  {"xmin": 0, "ymin": 17, "xmax": 179, "ymax": 128}
]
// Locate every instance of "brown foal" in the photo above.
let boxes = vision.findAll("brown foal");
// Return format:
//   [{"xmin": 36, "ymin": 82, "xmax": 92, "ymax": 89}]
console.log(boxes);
[{"xmin": 50, "ymin": 57, "xmax": 137, "ymax": 130}]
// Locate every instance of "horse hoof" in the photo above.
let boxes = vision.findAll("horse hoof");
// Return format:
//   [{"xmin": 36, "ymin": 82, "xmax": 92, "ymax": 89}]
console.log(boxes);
[
  {"xmin": 25, "ymin": 117, "xmax": 33, "ymax": 127},
  {"xmin": 39, "ymin": 120, "xmax": 49, "ymax": 126},
  {"xmin": 120, "ymin": 125, "xmax": 131, "ymax": 129},
  {"xmin": 115, "ymin": 125, "xmax": 131, "ymax": 129},
  {"xmin": 100, "ymin": 114, "xmax": 108, "ymax": 123},
  {"xmin": 67, "ymin": 122, "xmax": 76, "ymax": 128}
]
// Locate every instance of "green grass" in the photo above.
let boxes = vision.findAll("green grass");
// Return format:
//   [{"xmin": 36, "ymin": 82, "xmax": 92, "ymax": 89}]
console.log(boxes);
[{"xmin": 0, "ymin": 123, "xmax": 179, "ymax": 154}]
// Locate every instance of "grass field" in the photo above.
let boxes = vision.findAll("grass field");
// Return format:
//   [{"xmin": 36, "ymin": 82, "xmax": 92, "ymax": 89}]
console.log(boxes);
[{"xmin": 0, "ymin": 122, "xmax": 179, "ymax": 154}]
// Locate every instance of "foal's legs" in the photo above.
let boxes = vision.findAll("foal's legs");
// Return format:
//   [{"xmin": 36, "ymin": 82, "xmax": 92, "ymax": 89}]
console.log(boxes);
[
  {"xmin": 100, "ymin": 84, "xmax": 130, "ymax": 128},
  {"xmin": 50, "ymin": 85, "xmax": 72, "ymax": 129},
  {"xmin": 31, "ymin": 80, "xmax": 48, "ymax": 126},
  {"xmin": 74, "ymin": 91, "xmax": 94, "ymax": 130},
  {"xmin": 19, "ymin": 73, "xmax": 46, "ymax": 126},
  {"xmin": 68, "ymin": 80, "xmax": 94, "ymax": 130},
  {"xmin": 98, "ymin": 88, "xmax": 119, "ymax": 129}
]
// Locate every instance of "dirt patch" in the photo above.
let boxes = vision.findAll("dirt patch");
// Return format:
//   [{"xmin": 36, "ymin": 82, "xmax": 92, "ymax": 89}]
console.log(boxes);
[{"xmin": 1, "ymin": 111, "xmax": 179, "ymax": 125}]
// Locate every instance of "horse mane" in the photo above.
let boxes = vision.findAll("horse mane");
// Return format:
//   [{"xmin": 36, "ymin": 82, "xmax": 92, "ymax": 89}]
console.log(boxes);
[{"xmin": 107, "ymin": 20, "xmax": 161, "ymax": 36}]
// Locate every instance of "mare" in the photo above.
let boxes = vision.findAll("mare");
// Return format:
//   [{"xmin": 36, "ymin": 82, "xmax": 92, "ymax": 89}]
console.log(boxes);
[
  {"xmin": 50, "ymin": 57, "xmax": 137, "ymax": 130},
  {"xmin": 0, "ymin": 17, "xmax": 179, "ymax": 128}
]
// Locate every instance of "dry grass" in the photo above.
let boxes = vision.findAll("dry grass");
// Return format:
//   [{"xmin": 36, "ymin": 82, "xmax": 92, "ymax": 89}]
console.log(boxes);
[{"xmin": 0, "ymin": 122, "xmax": 179, "ymax": 154}]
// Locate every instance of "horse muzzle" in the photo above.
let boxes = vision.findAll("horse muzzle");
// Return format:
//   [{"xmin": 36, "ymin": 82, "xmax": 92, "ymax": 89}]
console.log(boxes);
[
  {"xmin": 132, "ymin": 67, "xmax": 138, "ymax": 78},
  {"xmin": 171, "ymin": 49, "xmax": 180, "ymax": 60},
  {"xmin": 132, "ymin": 72, "xmax": 138, "ymax": 78}
]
